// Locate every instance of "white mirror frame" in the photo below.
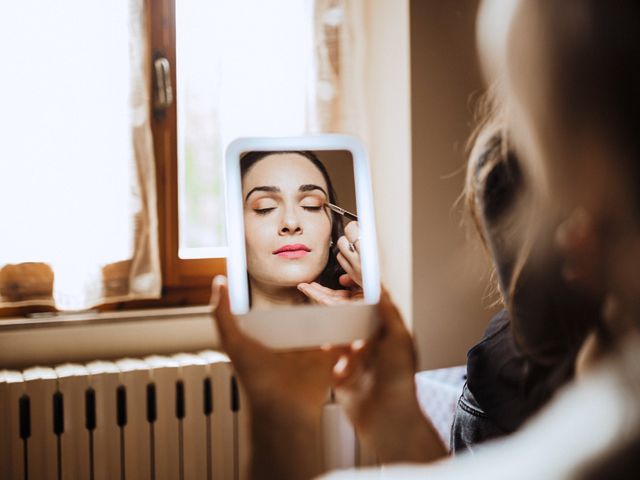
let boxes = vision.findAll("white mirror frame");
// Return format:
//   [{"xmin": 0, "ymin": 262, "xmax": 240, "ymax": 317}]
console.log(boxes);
[{"xmin": 224, "ymin": 134, "xmax": 381, "ymax": 349}]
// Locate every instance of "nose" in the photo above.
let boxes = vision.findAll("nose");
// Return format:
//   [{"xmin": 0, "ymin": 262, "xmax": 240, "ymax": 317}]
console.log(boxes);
[{"xmin": 279, "ymin": 206, "xmax": 302, "ymax": 236}]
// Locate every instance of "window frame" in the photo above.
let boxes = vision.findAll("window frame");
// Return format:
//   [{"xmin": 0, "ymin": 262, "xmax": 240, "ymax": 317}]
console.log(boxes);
[{"xmin": 149, "ymin": 0, "xmax": 226, "ymax": 290}]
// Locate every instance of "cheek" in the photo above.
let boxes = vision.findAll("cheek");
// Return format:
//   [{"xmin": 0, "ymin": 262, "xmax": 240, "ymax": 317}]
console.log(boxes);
[
  {"xmin": 308, "ymin": 214, "xmax": 332, "ymax": 243},
  {"xmin": 309, "ymin": 217, "xmax": 333, "ymax": 266},
  {"xmin": 244, "ymin": 214, "xmax": 276, "ymax": 260}
]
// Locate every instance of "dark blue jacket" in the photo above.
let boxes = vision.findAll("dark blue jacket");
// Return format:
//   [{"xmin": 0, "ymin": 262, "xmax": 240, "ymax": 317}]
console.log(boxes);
[{"xmin": 451, "ymin": 309, "xmax": 574, "ymax": 453}]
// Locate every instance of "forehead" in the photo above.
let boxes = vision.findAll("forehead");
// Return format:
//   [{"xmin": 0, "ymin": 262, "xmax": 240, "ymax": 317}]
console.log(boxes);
[{"xmin": 242, "ymin": 153, "xmax": 328, "ymax": 193}]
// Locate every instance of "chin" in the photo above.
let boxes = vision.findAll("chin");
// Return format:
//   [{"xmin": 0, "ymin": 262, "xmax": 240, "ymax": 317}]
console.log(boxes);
[{"xmin": 274, "ymin": 267, "xmax": 324, "ymax": 287}]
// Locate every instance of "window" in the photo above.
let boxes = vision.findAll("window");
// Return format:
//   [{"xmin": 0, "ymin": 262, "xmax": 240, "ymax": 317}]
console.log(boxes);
[
  {"xmin": 175, "ymin": 0, "xmax": 312, "ymax": 260},
  {"xmin": 1, "ymin": 0, "xmax": 160, "ymax": 313},
  {"xmin": 1, "ymin": 0, "xmax": 360, "ymax": 316},
  {"xmin": 150, "ymin": 0, "xmax": 318, "ymax": 302}
]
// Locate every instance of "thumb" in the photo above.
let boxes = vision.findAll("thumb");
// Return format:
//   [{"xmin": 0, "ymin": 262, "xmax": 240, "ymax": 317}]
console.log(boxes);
[
  {"xmin": 211, "ymin": 276, "xmax": 268, "ymax": 365},
  {"xmin": 339, "ymin": 274, "xmax": 358, "ymax": 288},
  {"xmin": 377, "ymin": 286, "xmax": 407, "ymax": 336},
  {"xmin": 211, "ymin": 276, "xmax": 242, "ymax": 350}
]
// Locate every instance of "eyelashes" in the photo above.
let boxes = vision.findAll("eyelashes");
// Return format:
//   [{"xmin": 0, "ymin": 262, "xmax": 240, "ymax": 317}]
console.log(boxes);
[
  {"xmin": 253, "ymin": 206, "xmax": 323, "ymax": 215},
  {"xmin": 254, "ymin": 207, "xmax": 276, "ymax": 215}
]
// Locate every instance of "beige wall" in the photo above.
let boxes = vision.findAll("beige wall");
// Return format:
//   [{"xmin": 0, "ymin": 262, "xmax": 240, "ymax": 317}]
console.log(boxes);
[
  {"xmin": 410, "ymin": 0, "xmax": 497, "ymax": 369},
  {"xmin": 316, "ymin": 150, "xmax": 357, "ymax": 214},
  {"xmin": 359, "ymin": 1, "xmax": 497, "ymax": 370},
  {"xmin": 363, "ymin": 0, "xmax": 413, "ymax": 325}
]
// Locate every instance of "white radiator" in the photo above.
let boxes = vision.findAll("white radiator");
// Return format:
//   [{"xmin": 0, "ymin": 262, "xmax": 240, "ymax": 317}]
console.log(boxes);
[{"xmin": 1, "ymin": 351, "xmax": 368, "ymax": 480}]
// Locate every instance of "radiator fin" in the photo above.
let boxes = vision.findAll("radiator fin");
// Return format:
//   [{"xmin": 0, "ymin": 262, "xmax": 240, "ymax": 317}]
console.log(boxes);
[{"xmin": 1, "ymin": 350, "xmax": 361, "ymax": 479}]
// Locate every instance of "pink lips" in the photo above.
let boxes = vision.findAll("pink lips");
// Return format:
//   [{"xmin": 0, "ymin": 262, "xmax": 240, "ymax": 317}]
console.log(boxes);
[{"xmin": 272, "ymin": 243, "xmax": 311, "ymax": 259}]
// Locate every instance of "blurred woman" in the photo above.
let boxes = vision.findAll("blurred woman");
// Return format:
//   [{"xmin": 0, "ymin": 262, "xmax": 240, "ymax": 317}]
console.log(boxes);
[
  {"xmin": 452, "ymin": 108, "xmax": 598, "ymax": 452},
  {"xmin": 212, "ymin": 0, "xmax": 640, "ymax": 478}
]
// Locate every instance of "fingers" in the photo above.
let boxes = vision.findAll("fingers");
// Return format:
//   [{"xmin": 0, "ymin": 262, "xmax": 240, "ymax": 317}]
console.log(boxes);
[
  {"xmin": 339, "ymin": 273, "xmax": 358, "ymax": 288},
  {"xmin": 337, "ymin": 238, "xmax": 362, "ymax": 287},
  {"xmin": 209, "ymin": 275, "xmax": 224, "ymax": 308},
  {"xmin": 211, "ymin": 276, "xmax": 272, "ymax": 375},
  {"xmin": 334, "ymin": 339, "xmax": 365, "ymax": 379},
  {"xmin": 334, "ymin": 338, "xmax": 374, "ymax": 390},
  {"xmin": 320, "ymin": 345, "xmax": 353, "ymax": 375},
  {"xmin": 337, "ymin": 235, "xmax": 360, "ymax": 265},
  {"xmin": 298, "ymin": 282, "xmax": 352, "ymax": 305},
  {"xmin": 344, "ymin": 221, "xmax": 360, "ymax": 245},
  {"xmin": 211, "ymin": 276, "xmax": 239, "ymax": 345},
  {"xmin": 211, "ymin": 275, "xmax": 262, "ymax": 358},
  {"xmin": 336, "ymin": 252, "xmax": 360, "ymax": 285},
  {"xmin": 337, "ymin": 221, "xmax": 363, "ymax": 287}
]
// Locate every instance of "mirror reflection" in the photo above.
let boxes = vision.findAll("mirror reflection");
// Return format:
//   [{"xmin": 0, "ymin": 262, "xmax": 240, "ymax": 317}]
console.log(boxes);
[{"xmin": 241, "ymin": 150, "xmax": 361, "ymax": 310}]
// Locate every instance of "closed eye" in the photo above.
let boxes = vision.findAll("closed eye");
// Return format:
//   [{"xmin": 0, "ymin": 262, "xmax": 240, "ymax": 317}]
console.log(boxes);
[
  {"xmin": 254, "ymin": 207, "xmax": 276, "ymax": 215},
  {"xmin": 302, "ymin": 206, "xmax": 322, "ymax": 212}
]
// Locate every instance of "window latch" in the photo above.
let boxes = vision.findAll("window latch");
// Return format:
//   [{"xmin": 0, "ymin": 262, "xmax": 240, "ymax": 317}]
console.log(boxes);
[{"xmin": 153, "ymin": 56, "xmax": 173, "ymax": 111}]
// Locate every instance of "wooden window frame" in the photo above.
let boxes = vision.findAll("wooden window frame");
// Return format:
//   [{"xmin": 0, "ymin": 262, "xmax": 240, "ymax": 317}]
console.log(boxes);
[
  {"xmin": 0, "ymin": 0, "xmax": 225, "ymax": 318},
  {"xmin": 148, "ymin": 0, "xmax": 226, "ymax": 295}
]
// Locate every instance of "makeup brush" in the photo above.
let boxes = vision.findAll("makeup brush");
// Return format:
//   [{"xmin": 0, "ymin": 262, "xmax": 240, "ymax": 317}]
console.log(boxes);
[{"xmin": 325, "ymin": 202, "xmax": 358, "ymax": 221}]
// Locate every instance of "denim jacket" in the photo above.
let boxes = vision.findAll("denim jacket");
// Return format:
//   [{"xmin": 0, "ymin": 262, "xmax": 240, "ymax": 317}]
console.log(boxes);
[{"xmin": 450, "ymin": 309, "xmax": 574, "ymax": 454}]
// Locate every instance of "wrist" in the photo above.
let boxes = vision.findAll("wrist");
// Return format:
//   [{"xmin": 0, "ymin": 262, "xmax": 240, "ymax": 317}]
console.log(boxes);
[
  {"xmin": 249, "ymin": 400, "xmax": 324, "ymax": 480},
  {"xmin": 250, "ymin": 395, "xmax": 324, "ymax": 425},
  {"xmin": 358, "ymin": 390, "xmax": 447, "ymax": 464},
  {"xmin": 374, "ymin": 403, "xmax": 446, "ymax": 464},
  {"xmin": 359, "ymin": 391, "xmax": 422, "ymax": 437}
]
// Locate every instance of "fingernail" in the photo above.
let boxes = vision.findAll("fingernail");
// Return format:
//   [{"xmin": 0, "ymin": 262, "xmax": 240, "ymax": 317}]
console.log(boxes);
[
  {"xmin": 334, "ymin": 356, "xmax": 348, "ymax": 375},
  {"xmin": 210, "ymin": 275, "xmax": 226, "ymax": 306},
  {"xmin": 351, "ymin": 339, "xmax": 365, "ymax": 351}
]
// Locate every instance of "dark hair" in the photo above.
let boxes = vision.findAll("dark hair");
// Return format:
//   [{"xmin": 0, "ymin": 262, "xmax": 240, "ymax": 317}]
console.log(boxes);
[
  {"xmin": 465, "ymin": 104, "xmax": 598, "ymax": 366},
  {"xmin": 240, "ymin": 150, "xmax": 345, "ymax": 290},
  {"xmin": 513, "ymin": 0, "xmax": 640, "ymax": 215},
  {"xmin": 515, "ymin": 0, "xmax": 640, "ymax": 479},
  {"xmin": 464, "ymin": 107, "xmax": 523, "ymax": 300}
]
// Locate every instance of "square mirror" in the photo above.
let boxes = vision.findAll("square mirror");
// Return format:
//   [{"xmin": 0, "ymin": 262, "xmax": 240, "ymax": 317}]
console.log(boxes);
[{"xmin": 225, "ymin": 135, "xmax": 380, "ymax": 349}]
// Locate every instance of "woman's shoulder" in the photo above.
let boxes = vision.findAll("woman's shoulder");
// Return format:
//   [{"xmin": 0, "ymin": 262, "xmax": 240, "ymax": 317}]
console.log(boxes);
[{"xmin": 450, "ymin": 382, "xmax": 506, "ymax": 454}]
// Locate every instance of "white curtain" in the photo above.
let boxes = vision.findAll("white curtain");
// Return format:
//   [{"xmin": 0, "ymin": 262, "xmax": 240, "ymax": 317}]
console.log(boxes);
[
  {"xmin": 0, "ymin": 0, "xmax": 160, "ymax": 310},
  {"xmin": 310, "ymin": 0, "xmax": 368, "ymax": 139}
]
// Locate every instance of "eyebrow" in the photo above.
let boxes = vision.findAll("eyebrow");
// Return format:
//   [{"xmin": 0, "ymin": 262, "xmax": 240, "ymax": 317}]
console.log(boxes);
[
  {"xmin": 245, "ymin": 184, "xmax": 328, "ymax": 203},
  {"xmin": 299, "ymin": 184, "xmax": 328, "ymax": 198},
  {"xmin": 245, "ymin": 186, "xmax": 280, "ymax": 202}
]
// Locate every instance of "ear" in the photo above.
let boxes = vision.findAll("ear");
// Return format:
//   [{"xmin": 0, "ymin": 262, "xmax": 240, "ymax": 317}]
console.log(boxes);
[{"xmin": 555, "ymin": 207, "xmax": 605, "ymax": 295}]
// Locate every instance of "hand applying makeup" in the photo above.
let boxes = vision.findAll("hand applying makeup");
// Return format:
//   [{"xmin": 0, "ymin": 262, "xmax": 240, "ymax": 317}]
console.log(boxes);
[{"xmin": 298, "ymin": 220, "xmax": 364, "ymax": 305}]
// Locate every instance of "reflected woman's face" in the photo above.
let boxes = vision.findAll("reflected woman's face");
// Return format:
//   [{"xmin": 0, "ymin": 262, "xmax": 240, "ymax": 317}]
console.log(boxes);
[{"xmin": 243, "ymin": 153, "xmax": 332, "ymax": 288}]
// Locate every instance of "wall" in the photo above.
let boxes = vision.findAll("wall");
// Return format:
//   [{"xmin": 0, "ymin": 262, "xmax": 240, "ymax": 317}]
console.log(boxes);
[
  {"xmin": 410, "ymin": 0, "xmax": 497, "ymax": 369},
  {"xmin": 364, "ymin": 0, "xmax": 495, "ymax": 369},
  {"xmin": 317, "ymin": 150, "xmax": 357, "ymax": 214},
  {"xmin": 363, "ymin": 0, "xmax": 413, "ymax": 325}
]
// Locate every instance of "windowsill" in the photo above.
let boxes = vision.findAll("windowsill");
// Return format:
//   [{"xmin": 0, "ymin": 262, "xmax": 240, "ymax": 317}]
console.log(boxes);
[
  {"xmin": 0, "ymin": 306, "xmax": 221, "ymax": 370},
  {"xmin": 0, "ymin": 305, "xmax": 213, "ymax": 331}
]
